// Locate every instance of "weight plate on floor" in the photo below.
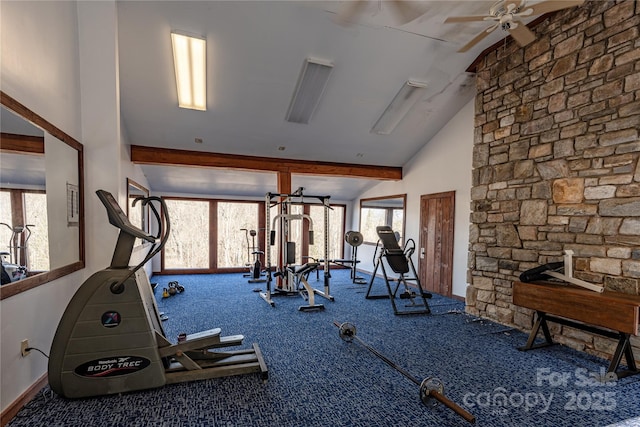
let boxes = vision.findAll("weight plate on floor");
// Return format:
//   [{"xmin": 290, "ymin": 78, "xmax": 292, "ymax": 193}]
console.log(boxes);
[
  {"xmin": 338, "ymin": 322, "xmax": 356, "ymax": 342},
  {"xmin": 420, "ymin": 377, "xmax": 444, "ymax": 408}
]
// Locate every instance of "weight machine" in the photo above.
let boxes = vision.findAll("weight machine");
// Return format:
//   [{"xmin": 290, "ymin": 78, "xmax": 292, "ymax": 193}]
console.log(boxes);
[
  {"xmin": 366, "ymin": 226, "xmax": 431, "ymax": 315},
  {"xmin": 260, "ymin": 188, "xmax": 334, "ymax": 310}
]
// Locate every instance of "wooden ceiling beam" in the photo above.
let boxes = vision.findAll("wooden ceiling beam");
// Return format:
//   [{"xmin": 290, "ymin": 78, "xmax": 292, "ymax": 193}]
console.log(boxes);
[
  {"xmin": 130, "ymin": 145, "xmax": 402, "ymax": 181},
  {"xmin": 0, "ymin": 133, "xmax": 45, "ymax": 155}
]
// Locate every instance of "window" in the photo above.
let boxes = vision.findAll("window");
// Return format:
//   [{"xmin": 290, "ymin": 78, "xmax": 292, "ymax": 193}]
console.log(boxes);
[
  {"xmin": 359, "ymin": 195, "xmax": 406, "ymax": 245},
  {"xmin": 163, "ymin": 199, "xmax": 210, "ymax": 269},
  {"xmin": 308, "ymin": 204, "xmax": 345, "ymax": 261},
  {"xmin": 0, "ymin": 189, "xmax": 49, "ymax": 272},
  {"xmin": 0, "ymin": 191, "xmax": 13, "ymax": 260},
  {"xmin": 161, "ymin": 196, "xmax": 346, "ymax": 272},
  {"xmin": 24, "ymin": 192, "xmax": 49, "ymax": 271},
  {"xmin": 217, "ymin": 202, "xmax": 260, "ymax": 268}
]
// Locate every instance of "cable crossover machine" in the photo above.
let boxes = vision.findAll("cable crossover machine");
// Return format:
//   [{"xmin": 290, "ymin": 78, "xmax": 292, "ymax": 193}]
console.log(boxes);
[
  {"xmin": 260, "ymin": 188, "xmax": 334, "ymax": 311},
  {"xmin": 366, "ymin": 225, "xmax": 432, "ymax": 315}
]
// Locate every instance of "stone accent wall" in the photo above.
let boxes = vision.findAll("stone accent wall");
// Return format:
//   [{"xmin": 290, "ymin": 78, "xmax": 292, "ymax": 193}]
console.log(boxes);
[{"xmin": 466, "ymin": 0, "xmax": 640, "ymax": 362}]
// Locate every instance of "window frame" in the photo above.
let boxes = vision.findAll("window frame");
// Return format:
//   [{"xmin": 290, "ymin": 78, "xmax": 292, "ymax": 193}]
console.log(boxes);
[{"xmin": 359, "ymin": 194, "xmax": 406, "ymax": 246}]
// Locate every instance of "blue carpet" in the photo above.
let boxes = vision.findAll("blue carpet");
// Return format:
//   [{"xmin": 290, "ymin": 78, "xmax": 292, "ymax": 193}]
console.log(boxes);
[{"xmin": 8, "ymin": 269, "xmax": 640, "ymax": 426}]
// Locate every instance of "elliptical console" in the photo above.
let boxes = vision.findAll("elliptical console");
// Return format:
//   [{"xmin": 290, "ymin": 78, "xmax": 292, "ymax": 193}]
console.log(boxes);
[{"xmin": 48, "ymin": 190, "xmax": 267, "ymax": 398}]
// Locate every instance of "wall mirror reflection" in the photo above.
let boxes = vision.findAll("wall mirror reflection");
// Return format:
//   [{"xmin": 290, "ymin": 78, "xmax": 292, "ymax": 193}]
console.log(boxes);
[
  {"xmin": 359, "ymin": 194, "xmax": 406, "ymax": 245},
  {"xmin": 0, "ymin": 92, "xmax": 84, "ymax": 299}
]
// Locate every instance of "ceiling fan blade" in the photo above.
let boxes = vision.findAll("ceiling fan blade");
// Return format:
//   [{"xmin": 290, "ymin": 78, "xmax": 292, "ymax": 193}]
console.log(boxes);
[
  {"xmin": 335, "ymin": 0, "xmax": 368, "ymax": 25},
  {"xmin": 505, "ymin": 0, "xmax": 525, "ymax": 13},
  {"xmin": 390, "ymin": 0, "xmax": 427, "ymax": 24},
  {"xmin": 524, "ymin": 0, "xmax": 585, "ymax": 16},
  {"xmin": 444, "ymin": 15, "xmax": 492, "ymax": 23},
  {"xmin": 457, "ymin": 23, "xmax": 499, "ymax": 53},
  {"xmin": 508, "ymin": 21, "xmax": 537, "ymax": 47}
]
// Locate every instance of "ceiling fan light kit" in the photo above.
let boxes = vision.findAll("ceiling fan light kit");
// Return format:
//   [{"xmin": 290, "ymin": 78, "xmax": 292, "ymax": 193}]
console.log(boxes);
[
  {"xmin": 285, "ymin": 58, "xmax": 334, "ymax": 124},
  {"xmin": 371, "ymin": 80, "xmax": 428, "ymax": 135},
  {"xmin": 170, "ymin": 31, "xmax": 207, "ymax": 111},
  {"xmin": 444, "ymin": 0, "xmax": 585, "ymax": 53}
]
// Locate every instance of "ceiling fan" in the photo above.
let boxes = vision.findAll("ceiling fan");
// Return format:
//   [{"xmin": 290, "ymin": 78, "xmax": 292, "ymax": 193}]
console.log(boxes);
[
  {"xmin": 335, "ymin": 0, "xmax": 427, "ymax": 26},
  {"xmin": 444, "ymin": 0, "xmax": 585, "ymax": 53}
]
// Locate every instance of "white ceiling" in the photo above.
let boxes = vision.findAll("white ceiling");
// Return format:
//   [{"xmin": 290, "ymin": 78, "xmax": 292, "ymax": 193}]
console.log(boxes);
[
  {"xmin": 115, "ymin": 1, "xmax": 545, "ymax": 200},
  {"xmin": 0, "ymin": 106, "xmax": 46, "ymax": 189}
]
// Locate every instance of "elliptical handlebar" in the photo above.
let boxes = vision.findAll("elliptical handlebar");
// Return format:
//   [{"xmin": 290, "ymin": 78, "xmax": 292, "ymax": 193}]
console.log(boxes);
[{"xmin": 96, "ymin": 190, "xmax": 171, "ymax": 294}]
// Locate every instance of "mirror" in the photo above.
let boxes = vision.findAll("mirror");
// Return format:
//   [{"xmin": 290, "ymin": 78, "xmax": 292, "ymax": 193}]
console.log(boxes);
[
  {"xmin": 0, "ymin": 91, "xmax": 84, "ymax": 300},
  {"xmin": 126, "ymin": 178, "xmax": 150, "ymax": 246},
  {"xmin": 359, "ymin": 194, "xmax": 406, "ymax": 245}
]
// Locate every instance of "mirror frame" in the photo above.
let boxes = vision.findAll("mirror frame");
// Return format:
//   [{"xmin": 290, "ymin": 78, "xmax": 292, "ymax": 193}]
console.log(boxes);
[
  {"xmin": 0, "ymin": 91, "xmax": 85, "ymax": 300},
  {"xmin": 126, "ymin": 178, "xmax": 150, "ymax": 246},
  {"xmin": 359, "ymin": 194, "xmax": 407, "ymax": 245}
]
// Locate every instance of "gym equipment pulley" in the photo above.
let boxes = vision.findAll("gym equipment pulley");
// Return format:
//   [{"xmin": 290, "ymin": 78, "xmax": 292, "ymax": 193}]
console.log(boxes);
[{"xmin": 334, "ymin": 321, "xmax": 476, "ymax": 424}]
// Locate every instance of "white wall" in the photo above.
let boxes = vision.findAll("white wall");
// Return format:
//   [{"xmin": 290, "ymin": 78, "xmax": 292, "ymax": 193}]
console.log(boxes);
[
  {"xmin": 0, "ymin": 0, "xmax": 84, "ymax": 414},
  {"xmin": 0, "ymin": 0, "xmax": 473, "ymax": 414},
  {"xmin": 353, "ymin": 99, "xmax": 474, "ymax": 298},
  {"xmin": 1, "ymin": 0, "xmax": 129, "ymax": 415},
  {"xmin": 44, "ymin": 134, "xmax": 80, "ymax": 269}
]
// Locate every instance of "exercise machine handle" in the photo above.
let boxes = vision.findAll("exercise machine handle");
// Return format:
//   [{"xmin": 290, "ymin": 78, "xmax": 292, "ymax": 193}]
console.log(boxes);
[{"xmin": 96, "ymin": 190, "xmax": 171, "ymax": 293}]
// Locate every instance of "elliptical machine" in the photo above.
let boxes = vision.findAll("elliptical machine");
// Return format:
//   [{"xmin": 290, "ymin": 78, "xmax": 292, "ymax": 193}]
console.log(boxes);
[{"xmin": 48, "ymin": 190, "xmax": 267, "ymax": 398}]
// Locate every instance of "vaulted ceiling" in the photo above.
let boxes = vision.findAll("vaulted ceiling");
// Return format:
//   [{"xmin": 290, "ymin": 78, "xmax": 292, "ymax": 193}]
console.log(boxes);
[{"xmin": 115, "ymin": 1, "xmax": 557, "ymax": 199}]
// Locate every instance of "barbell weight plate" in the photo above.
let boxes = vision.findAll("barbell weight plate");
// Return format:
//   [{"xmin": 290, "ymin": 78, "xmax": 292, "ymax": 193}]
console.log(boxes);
[
  {"xmin": 419, "ymin": 377, "xmax": 444, "ymax": 408},
  {"xmin": 338, "ymin": 322, "xmax": 356, "ymax": 342},
  {"xmin": 344, "ymin": 231, "xmax": 363, "ymax": 247}
]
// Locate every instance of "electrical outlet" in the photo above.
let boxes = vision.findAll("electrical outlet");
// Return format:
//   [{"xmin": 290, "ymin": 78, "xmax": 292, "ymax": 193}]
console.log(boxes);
[{"xmin": 20, "ymin": 339, "xmax": 30, "ymax": 357}]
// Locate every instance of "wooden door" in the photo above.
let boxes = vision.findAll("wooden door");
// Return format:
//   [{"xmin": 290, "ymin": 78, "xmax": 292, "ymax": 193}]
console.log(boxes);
[{"xmin": 419, "ymin": 191, "xmax": 455, "ymax": 297}]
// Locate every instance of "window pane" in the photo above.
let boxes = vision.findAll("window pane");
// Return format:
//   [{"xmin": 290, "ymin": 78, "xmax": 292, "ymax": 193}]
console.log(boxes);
[
  {"xmin": 308, "ymin": 204, "xmax": 344, "ymax": 261},
  {"xmin": 128, "ymin": 196, "xmax": 143, "ymax": 231},
  {"xmin": 217, "ymin": 202, "xmax": 259, "ymax": 268},
  {"xmin": 360, "ymin": 207, "xmax": 387, "ymax": 243},
  {"xmin": 24, "ymin": 192, "xmax": 49, "ymax": 271},
  {"xmin": 392, "ymin": 208, "xmax": 404, "ymax": 243},
  {"xmin": 0, "ymin": 191, "xmax": 12, "ymax": 264},
  {"xmin": 164, "ymin": 199, "xmax": 209, "ymax": 269}
]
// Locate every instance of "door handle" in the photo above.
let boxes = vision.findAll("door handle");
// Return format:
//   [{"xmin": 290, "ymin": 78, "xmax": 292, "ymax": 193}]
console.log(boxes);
[{"xmin": 420, "ymin": 247, "xmax": 425, "ymax": 259}]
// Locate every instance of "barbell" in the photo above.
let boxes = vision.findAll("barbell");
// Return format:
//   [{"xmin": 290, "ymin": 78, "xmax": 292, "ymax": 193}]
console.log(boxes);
[{"xmin": 334, "ymin": 321, "xmax": 476, "ymax": 424}]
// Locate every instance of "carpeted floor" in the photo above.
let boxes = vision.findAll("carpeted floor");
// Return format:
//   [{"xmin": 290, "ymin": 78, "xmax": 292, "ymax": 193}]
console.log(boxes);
[{"xmin": 8, "ymin": 269, "xmax": 640, "ymax": 426}]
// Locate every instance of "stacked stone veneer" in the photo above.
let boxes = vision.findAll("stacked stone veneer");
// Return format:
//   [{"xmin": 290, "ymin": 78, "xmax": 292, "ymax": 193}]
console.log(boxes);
[{"xmin": 466, "ymin": 0, "xmax": 640, "ymax": 362}]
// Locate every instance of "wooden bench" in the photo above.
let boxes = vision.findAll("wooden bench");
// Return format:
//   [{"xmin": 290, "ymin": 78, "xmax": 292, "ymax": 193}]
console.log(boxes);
[{"xmin": 513, "ymin": 280, "xmax": 640, "ymax": 378}]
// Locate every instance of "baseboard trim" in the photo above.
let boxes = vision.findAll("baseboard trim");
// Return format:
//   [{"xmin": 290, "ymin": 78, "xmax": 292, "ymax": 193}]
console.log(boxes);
[{"xmin": 1, "ymin": 373, "xmax": 48, "ymax": 427}]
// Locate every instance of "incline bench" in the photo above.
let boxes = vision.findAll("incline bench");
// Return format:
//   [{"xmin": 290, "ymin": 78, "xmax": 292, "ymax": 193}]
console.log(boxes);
[{"xmin": 513, "ymin": 281, "xmax": 640, "ymax": 379}]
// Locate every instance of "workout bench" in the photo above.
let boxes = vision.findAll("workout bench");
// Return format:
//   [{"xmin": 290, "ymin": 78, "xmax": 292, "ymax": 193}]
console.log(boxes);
[{"xmin": 513, "ymin": 280, "xmax": 640, "ymax": 379}]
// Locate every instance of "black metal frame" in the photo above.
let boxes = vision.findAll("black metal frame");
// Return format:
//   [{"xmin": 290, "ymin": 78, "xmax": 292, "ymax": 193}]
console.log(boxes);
[
  {"xmin": 365, "ymin": 227, "xmax": 431, "ymax": 315},
  {"xmin": 519, "ymin": 311, "xmax": 640, "ymax": 379}
]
